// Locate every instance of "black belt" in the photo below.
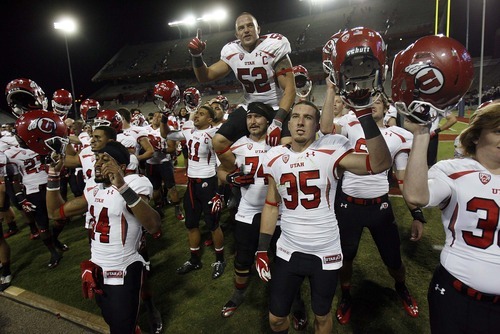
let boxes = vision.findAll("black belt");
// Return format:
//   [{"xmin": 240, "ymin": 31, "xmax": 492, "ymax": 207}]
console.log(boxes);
[
  {"xmin": 342, "ymin": 193, "xmax": 388, "ymax": 206},
  {"xmin": 440, "ymin": 265, "xmax": 500, "ymax": 303}
]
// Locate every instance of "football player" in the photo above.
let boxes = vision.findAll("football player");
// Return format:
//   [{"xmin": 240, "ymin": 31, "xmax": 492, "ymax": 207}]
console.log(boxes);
[
  {"xmin": 188, "ymin": 13, "xmax": 296, "ymax": 172},
  {"xmin": 8, "ymin": 110, "xmax": 69, "ymax": 268},
  {"xmin": 162, "ymin": 104, "xmax": 226, "ymax": 279},
  {"xmin": 0, "ymin": 150, "xmax": 13, "ymax": 291},
  {"xmin": 46, "ymin": 141, "xmax": 161, "ymax": 334},
  {"xmin": 256, "ymin": 100, "xmax": 391, "ymax": 333}
]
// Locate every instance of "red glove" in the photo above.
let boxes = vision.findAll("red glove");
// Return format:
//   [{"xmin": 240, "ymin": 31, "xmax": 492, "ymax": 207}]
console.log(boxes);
[
  {"xmin": 209, "ymin": 193, "xmax": 224, "ymax": 215},
  {"xmin": 80, "ymin": 260, "xmax": 102, "ymax": 299},
  {"xmin": 266, "ymin": 119, "xmax": 283, "ymax": 146},
  {"xmin": 19, "ymin": 199, "xmax": 36, "ymax": 213},
  {"xmin": 188, "ymin": 29, "xmax": 206, "ymax": 56},
  {"xmin": 226, "ymin": 169, "xmax": 254, "ymax": 187},
  {"xmin": 255, "ymin": 251, "xmax": 271, "ymax": 282}
]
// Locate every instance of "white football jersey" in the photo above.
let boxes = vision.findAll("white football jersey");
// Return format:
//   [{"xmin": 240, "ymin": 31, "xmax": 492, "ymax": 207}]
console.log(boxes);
[
  {"xmin": 427, "ymin": 158, "xmax": 500, "ymax": 295},
  {"xmin": 167, "ymin": 121, "xmax": 217, "ymax": 178},
  {"xmin": 231, "ymin": 136, "xmax": 271, "ymax": 224},
  {"xmin": 78, "ymin": 131, "xmax": 91, "ymax": 148},
  {"xmin": 145, "ymin": 127, "xmax": 169, "ymax": 164},
  {"xmin": 0, "ymin": 152, "xmax": 7, "ymax": 177},
  {"xmin": 84, "ymin": 174, "xmax": 153, "ymax": 277},
  {"xmin": 221, "ymin": 33, "xmax": 291, "ymax": 108},
  {"xmin": 122, "ymin": 125, "xmax": 148, "ymax": 156},
  {"xmin": 0, "ymin": 136, "xmax": 19, "ymax": 152},
  {"xmin": 263, "ymin": 135, "xmax": 353, "ymax": 269},
  {"xmin": 4, "ymin": 146, "xmax": 47, "ymax": 194},
  {"xmin": 340, "ymin": 115, "xmax": 412, "ymax": 197},
  {"xmin": 79, "ymin": 146, "xmax": 95, "ymax": 180}
]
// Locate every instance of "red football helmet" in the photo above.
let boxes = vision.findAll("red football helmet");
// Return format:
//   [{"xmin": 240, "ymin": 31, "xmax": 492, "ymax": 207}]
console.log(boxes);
[
  {"xmin": 183, "ymin": 87, "xmax": 202, "ymax": 113},
  {"xmin": 333, "ymin": 27, "xmax": 387, "ymax": 108},
  {"xmin": 80, "ymin": 98, "xmax": 101, "ymax": 122},
  {"xmin": 131, "ymin": 113, "xmax": 146, "ymax": 127},
  {"xmin": 322, "ymin": 31, "xmax": 344, "ymax": 75},
  {"xmin": 52, "ymin": 89, "xmax": 73, "ymax": 119},
  {"xmin": 154, "ymin": 80, "xmax": 180, "ymax": 114},
  {"xmin": 391, "ymin": 35, "xmax": 474, "ymax": 124},
  {"xmin": 15, "ymin": 110, "xmax": 68, "ymax": 155},
  {"xmin": 93, "ymin": 109, "xmax": 123, "ymax": 132},
  {"xmin": 293, "ymin": 65, "xmax": 313, "ymax": 98},
  {"xmin": 5, "ymin": 78, "xmax": 48, "ymax": 117}
]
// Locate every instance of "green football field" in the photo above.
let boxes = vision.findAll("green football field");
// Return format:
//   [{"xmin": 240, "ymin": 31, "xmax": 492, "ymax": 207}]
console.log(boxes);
[{"xmin": 5, "ymin": 127, "xmax": 464, "ymax": 333}]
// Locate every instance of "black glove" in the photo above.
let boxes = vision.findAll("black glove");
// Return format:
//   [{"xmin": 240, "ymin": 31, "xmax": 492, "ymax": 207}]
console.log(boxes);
[{"xmin": 226, "ymin": 169, "xmax": 254, "ymax": 187}]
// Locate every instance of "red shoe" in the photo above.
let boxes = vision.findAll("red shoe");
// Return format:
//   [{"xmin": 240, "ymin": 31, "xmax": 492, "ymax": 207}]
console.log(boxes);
[
  {"xmin": 3, "ymin": 227, "xmax": 19, "ymax": 239},
  {"xmin": 335, "ymin": 295, "xmax": 352, "ymax": 325},
  {"xmin": 176, "ymin": 211, "xmax": 185, "ymax": 221},
  {"xmin": 204, "ymin": 239, "xmax": 213, "ymax": 247},
  {"xmin": 396, "ymin": 285, "xmax": 419, "ymax": 317}
]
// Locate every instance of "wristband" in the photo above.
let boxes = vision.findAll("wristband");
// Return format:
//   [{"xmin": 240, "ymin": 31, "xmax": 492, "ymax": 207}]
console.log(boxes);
[
  {"xmin": 258, "ymin": 233, "xmax": 273, "ymax": 252},
  {"xmin": 192, "ymin": 55, "xmax": 205, "ymax": 68},
  {"xmin": 358, "ymin": 112, "xmax": 382, "ymax": 140},
  {"xmin": 410, "ymin": 207, "xmax": 427, "ymax": 224},
  {"xmin": 119, "ymin": 184, "xmax": 142, "ymax": 208},
  {"xmin": 274, "ymin": 108, "xmax": 288, "ymax": 122},
  {"xmin": 15, "ymin": 192, "xmax": 26, "ymax": 204},
  {"xmin": 434, "ymin": 128, "xmax": 442, "ymax": 135},
  {"xmin": 161, "ymin": 115, "xmax": 169, "ymax": 123},
  {"xmin": 47, "ymin": 176, "xmax": 61, "ymax": 191}
]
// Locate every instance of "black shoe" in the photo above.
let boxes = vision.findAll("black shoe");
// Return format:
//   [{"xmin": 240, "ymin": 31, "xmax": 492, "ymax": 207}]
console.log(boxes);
[
  {"xmin": 0, "ymin": 275, "xmax": 12, "ymax": 291},
  {"xmin": 292, "ymin": 309, "xmax": 308, "ymax": 331},
  {"xmin": 176, "ymin": 260, "xmax": 202, "ymax": 275},
  {"xmin": 54, "ymin": 240, "xmax": 69, "ymax": 252},
  {"xmin": 148, "ymin": 307, "xmax": 163, "ymax": 334},
  {"xmin": 211, "ymin": 261, "xmax": 226, "ymax": 279},
  {"xmin": 221, "ymin": 300, "xmax": 239, "ymax": 318},
  {"xmin": 48, "ymin": 253, "xmax": 62, "ymax": 269}
]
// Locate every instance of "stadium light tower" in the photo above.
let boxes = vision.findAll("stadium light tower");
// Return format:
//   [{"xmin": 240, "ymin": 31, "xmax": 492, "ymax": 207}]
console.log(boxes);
[
  {"xmin": 168, "ymin": 8, "xmax": 228, "ymax": 37},
  {"xmin": 54, "ymin": 18, "xmax": 78, "ymax": 116}
]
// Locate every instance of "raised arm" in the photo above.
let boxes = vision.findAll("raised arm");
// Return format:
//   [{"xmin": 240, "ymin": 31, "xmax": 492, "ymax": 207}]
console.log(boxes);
[
  {"xmin": 189, "ymin": 29, "xmax": 232, "ymax": 83},
  {"xmin": 402, "ymin": 121, "xmax": 431, "ymax": 207},
  {"xmin": 320, "ymin": 79, "xmax": 336, "ymax": 135},
  {"xmin": 275, "ymin": 55, "xmax": 296, "ymax": 113}
]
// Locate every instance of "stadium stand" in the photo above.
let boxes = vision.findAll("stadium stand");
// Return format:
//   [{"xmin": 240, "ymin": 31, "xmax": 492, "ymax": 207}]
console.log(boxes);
[{"xmin": 90, "ymin": 0, "xmax": 497, "ymax": 111}]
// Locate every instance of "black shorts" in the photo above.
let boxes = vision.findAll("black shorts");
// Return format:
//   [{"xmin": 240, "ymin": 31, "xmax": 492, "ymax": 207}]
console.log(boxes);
[
  {"xmin": 269, "ymin": 252, "xmax": 338, "ymax": 317},
  {"xmin": 216, "ymin": 106, "xmax": 290, "ymax": 143},
  {"xmin": 26, "ymin": 187, "xmax": 50, "ymax": 230},
  {"xmin": 428, "ymin": 265, "xmax": 500, "ymax": 334},
  {"xmin": 335, "ymin": 191, "xmax": 402, "ymax": 269},
  {"xmin": 183, "ymin": 176, "xmax": 219, "ymax": 231},
  {"xmin": 95, "ymin": 261, "xmax": 143, "ymax": 334},
  {"xmin": 145, "ymin": 161, "xmax": 175, "ymax": 190}
]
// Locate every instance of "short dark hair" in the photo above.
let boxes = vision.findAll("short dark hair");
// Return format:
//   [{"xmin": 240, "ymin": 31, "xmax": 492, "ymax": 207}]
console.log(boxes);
[
  {"xmin": 117, "ymin": 108, "xmax": 131, "ymax": 122},
  {"xmin": 96, "ymin": 141, "xmax": 130, "ymax": 166},
  {"xmin": 199, "ymin": 105, "xmax": 215, "ymax": 120},
  {"xmin": 93, "ymin": 125, "xmax": 117, "ymax": 141},
  {"xmin": 293, "ymin": 100, "xmax": 321, "ymax": 122}
]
